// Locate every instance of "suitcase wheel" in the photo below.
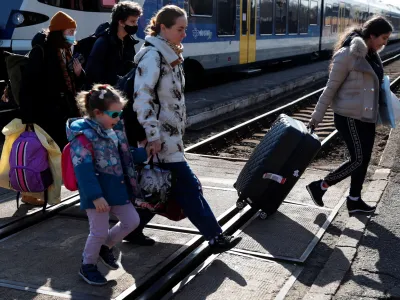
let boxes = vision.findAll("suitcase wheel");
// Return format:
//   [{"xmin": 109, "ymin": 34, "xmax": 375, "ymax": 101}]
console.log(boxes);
[
  {"xmin": 259, "ymin": 211, "xmax": 268, "ymax": 220},
  {"xmin": 236, "ymin": 200, "xmax": 246, "ymax": 210}
]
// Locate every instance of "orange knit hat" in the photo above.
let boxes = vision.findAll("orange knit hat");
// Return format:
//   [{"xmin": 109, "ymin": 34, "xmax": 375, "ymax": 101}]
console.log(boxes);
[{"xmin": 49, "ymin": 11, "xmax": 77, "ymax": 32}]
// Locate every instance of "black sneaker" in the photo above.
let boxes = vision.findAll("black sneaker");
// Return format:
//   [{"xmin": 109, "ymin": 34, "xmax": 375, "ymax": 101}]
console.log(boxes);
[
  {"xmin": 347, "ymin": 197, "xmax": 376, "ymax": 214},
  {"xmin": 124, "ymin": 232, "xmax": 156, "ymax": 246},
  {"xmin": 209, "ymin": 234, "xmax": 242, "ymax": 254},
  {"xmin": 79, "ymin": 264, "xmax": 107, "ymax": 286},
  {"xmin": 306, "ymin": 180, "xmax": 326, "ymax": 207},
  {"xmin": 99, "ymin": 245, "xmax": 119, "ymax": 270}
]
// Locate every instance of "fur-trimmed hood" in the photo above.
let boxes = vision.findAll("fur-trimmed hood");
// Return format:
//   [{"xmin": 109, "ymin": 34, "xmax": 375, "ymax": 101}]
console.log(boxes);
[{"xmin": 349, "ymin": 36, "xmax": 368, "ymax": 58}]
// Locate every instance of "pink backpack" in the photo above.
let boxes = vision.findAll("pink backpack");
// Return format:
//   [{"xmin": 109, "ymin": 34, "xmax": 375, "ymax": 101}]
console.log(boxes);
[{"xmin": 62, "ymin": 135, "xmax": 93, "ymax": 191}]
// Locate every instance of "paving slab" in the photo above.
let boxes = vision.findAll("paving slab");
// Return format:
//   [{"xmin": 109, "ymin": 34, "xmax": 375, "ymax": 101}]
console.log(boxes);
[
  {"xmin": 185, "ymin": 154, "xmax": 246, "ymax": 189},
  {"xmin": 234, "ymin": 203, "xmax": 333, "ymax": 262},
  {"xmin": 0, "ymin": 217, "xmax": 196, "ymax": 299},
  {"xmin": 171, "ymin": 252, "xmax": 302, "ymax": 300}
]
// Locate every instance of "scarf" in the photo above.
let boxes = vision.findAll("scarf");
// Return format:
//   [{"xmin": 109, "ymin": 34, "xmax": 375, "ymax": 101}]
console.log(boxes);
[
  {"xmin": 57, "ymin": 48, "xmax": 76, "ymax": 95},
  {"xmin": 156, "ymin": 35, "xmax": 184, "ymax": 66}
]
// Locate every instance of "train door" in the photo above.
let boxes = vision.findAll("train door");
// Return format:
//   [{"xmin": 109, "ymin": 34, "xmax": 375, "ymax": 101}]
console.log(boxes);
[
  {"xmin": 239, "ymin": 0, "xmax": 257, "ymax": 64},
  {"xmin": 338, "ymin": 2, "xmax": 346, "ymax": 33}
]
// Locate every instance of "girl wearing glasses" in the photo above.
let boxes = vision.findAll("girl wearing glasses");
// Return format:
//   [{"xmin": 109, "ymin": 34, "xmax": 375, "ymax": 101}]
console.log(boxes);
[{"xmin": 66, "ymin": 84, "xmax": 140, "ymax": 286}]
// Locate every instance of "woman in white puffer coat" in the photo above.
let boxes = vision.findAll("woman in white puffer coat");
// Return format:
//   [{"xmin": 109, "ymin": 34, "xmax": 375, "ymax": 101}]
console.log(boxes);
[{"xmin": 132, "ymin": 5, "xmax": 241, "ymax": 253}]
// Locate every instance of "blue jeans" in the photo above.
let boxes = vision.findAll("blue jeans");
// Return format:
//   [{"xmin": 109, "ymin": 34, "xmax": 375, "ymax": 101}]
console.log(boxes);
[{"xmin": 163, "ymin": 161, "xmax": 222, "ymax": 240}]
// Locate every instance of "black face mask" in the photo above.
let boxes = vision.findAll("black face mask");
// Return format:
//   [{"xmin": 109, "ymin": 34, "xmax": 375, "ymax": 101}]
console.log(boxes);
[{"xmin": 124, "ymin": 24, "xmax": 138, "ymax": 35}]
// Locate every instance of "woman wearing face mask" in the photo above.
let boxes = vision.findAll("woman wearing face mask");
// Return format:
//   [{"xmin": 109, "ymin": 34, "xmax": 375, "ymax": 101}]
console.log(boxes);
[
  {"xmin": 307, "ymin": 16, "xmax": 393, "ymax": 214},
  {"xmin": 18, "ymin": 11, "xmax": 84, "ymax": 206},
  {"xmin": 85, "ymin": 1, "xmax": 142, "ymax": 87}
]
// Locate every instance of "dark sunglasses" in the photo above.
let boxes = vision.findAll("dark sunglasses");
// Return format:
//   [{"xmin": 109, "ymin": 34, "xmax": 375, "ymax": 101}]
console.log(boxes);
[{"xmin": 104, "ymin": 110, "xmax": 123, "ymax": 119}]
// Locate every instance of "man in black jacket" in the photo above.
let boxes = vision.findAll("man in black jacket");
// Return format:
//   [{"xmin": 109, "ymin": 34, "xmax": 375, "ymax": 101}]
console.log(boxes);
[
  {"xmin": 85, "ymin": 1, "xmax": 142, "ymax": 87},
  {"xmin": 86, "ymin": 1, "xmax": 156, "ymax": 246}
]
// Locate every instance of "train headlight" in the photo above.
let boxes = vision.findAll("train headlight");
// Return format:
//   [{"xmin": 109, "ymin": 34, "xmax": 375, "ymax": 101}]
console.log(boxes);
[{"xmin": 12, "ymin": 13, "xmax": 25, "ymax": 26}]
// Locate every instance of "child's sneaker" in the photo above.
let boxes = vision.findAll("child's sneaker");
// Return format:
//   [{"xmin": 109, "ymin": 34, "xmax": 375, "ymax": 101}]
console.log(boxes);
[
  {"xmin": 99, "ymin": 245, "xmax": 119, "ymax": 270},
  {"xmin": 209, "ymin": 234, "xmax": 242, "ymax": 254},
  {"xmin": 79, "ymin": 264, "xmax": 107, "ymax": 286}
]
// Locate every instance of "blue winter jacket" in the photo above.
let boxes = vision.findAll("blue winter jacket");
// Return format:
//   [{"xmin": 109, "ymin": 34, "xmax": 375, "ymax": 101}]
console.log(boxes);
[{"xmin": 66, "ymin": 118, "xmax": 138, "ymax": 210}]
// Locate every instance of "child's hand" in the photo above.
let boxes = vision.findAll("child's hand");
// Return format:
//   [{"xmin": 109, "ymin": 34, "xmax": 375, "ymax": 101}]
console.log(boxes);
[{"xmin": 93, "ymin": 197, "xmax": 110, "ymax": 213}]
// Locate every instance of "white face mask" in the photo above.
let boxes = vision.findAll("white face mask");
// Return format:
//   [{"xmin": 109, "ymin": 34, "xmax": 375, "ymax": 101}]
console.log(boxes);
[{"xmin": 64, "ymin": 35, "xmax": 76, "ymax": 45}]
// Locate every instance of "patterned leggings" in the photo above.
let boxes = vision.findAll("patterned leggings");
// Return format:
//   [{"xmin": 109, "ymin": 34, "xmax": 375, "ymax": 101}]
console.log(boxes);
[{"xmin": 324, "ymin": 114, "xmax": 376, "ymax": 197}]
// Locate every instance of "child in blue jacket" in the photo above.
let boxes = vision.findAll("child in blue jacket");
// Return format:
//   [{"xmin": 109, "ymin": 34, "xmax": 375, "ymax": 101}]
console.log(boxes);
[{"xmin": 66, "ymin": 84, "xmax": 140, "ymax": 286}]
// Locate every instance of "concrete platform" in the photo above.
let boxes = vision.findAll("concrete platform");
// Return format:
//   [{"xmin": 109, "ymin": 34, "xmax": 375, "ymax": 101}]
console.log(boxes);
[
  {"xmin": 171, "ymin": 252, "xmax": 303, "ymax": 300},
  {"xmin": 234, "ymin": 203, "xmax": 332, "ymax": 262},
  {"xmin": 0, "ymin": 217, "xmax": 196, "ymax": 299},
  {"xmin": 185, "ymin": 154, "xmax": 246, "ymax": 189}
]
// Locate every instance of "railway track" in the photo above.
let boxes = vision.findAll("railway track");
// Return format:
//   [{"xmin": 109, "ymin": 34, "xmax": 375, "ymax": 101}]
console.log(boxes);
[
  {"xmin": 185, "ymin": 54, "xmax": 400, "ymax": 159},
  {"xmin": 0, "ymin": 54, "xmax": 400, "ymax": 300}
]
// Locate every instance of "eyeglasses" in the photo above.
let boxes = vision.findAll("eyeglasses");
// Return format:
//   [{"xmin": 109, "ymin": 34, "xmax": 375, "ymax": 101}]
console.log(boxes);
[{"xmin": 103, "ymin": 110, "xmax": 123, "ymax": 119}]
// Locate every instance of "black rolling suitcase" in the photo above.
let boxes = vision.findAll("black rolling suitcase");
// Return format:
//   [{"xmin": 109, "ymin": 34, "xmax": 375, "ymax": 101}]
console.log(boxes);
[{"xmin": 234, "ymin": 114, "xmax": 321, "ymax": 219}]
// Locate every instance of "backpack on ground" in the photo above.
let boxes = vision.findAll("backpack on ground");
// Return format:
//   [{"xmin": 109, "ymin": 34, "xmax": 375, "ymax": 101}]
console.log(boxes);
[
  {"xmin": 116, "ymin": 45, "xmax": 163, "ymax": 146},
  {"xmin": 9, "ymin": 125, "xmax": 53, "ymax": 212},
  {"xmin": 74, "ymin": 22, "xmax": 110, "ymax": 69},
  {"xmin": 3, "ymin": 45, "xmax": 44, "ymax": 106},
  {"xmin": 62, "ymin": 134, "xmax": 94, "ymax": 191}
]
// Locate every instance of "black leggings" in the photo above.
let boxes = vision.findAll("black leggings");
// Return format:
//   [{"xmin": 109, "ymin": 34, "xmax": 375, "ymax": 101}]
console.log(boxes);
[{"xmin": 324, "ymin": 114, "xmax": 376, "ymax": 197}]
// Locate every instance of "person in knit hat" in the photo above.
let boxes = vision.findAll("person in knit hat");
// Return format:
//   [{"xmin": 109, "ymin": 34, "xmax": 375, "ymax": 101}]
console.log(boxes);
[
  {"xmin": 17, "ymin": 11, "xmax": 85, "ymax": 206},
  {"xmin": 49, "ymin": 11, "xmax": 77, "ymax": 32}
]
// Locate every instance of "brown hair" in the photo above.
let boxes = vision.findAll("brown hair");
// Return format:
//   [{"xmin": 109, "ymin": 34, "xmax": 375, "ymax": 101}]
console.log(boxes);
[
  {"xmin": 76, "ymin": 84, "xmax": 127, "ymax": 118},
  {"xmin": 45, "ymin": 29, "xmax": 72, "ymax": 49},
  {"xmin": 111, "ymin": 1, "xmax": 143, "ymax": 32},
  {"xmin": 145, "ymin": 5, "xmax": 187, "ymax": 36},
  {"xmin": 333, "ymin": 15, "xmax": 393, "ymax": 54}
]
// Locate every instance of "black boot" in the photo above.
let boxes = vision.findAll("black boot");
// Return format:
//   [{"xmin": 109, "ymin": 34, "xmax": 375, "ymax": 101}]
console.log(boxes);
[
  {"xmin": 347, "ymin": 197, "xmax": 376, "ymax": 214},
  {"xmin": 124, "ymin": 232, "xmax": 156, "ymax": 246},
  {"xmin": 306, "ymin": 180, "xmax": 326, "ymax": 207}
]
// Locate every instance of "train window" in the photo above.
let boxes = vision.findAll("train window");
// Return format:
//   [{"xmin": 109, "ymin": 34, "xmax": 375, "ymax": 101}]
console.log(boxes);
[
  {"xmin": 242, "ymin": 0, "xmax": 248, "ymax": 35},
  {"xmin": 250, "ymin": 0, "xmax": 256, "ymax": 35},
  {"xmin": 325, "ymin": 4, "xmax": 332, "ymax": 26},
  {"xmin": 288, "ymin": 0, "xmax": 299, "ymax": 34},
  {"xmin": 275, "ymin": 0, "xmax": 288, "ymax": 34},
  {"xmin": 217, "ymin": 0, "xmax": 236, "ymax": 36},
  {"xmin": 260, "ymin": 0, "xmax": 273, "ymax": 34},
  {"xmin": 309, "ymin": 1, "xmax": 318, "ymax": 25},
  {"xmin": 37, "ymin": 0, "xmax": 116, "ymax": 12},
  {"xmin": 190, "ymin": 0, "xmax": 213, "ymax": 16},
  {"xmin": 299, "ymin": 0, "xmax": 309, "ymax": 33}
]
